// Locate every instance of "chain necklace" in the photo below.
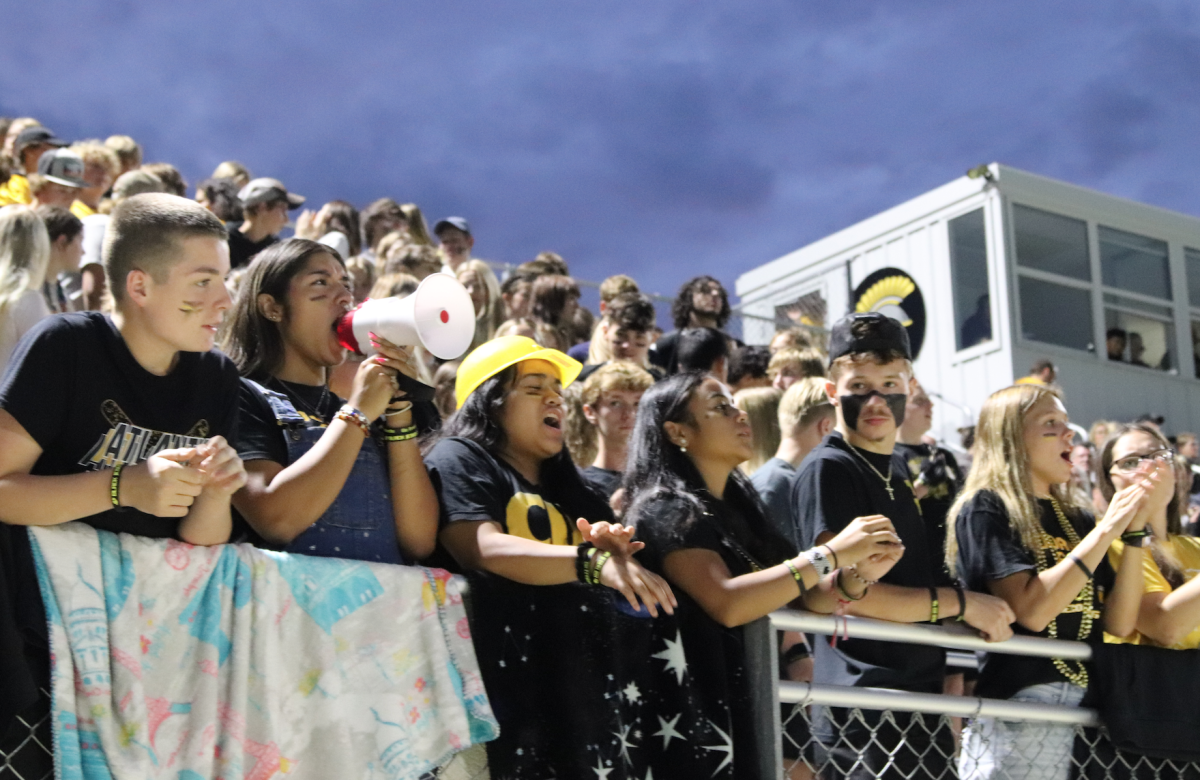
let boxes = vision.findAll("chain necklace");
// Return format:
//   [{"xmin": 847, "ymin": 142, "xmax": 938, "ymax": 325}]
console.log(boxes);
[
  {"xmin": 1039, "ymin": 497, "xmax": 1096, "ymax": 689},
  {"xmin": 271, "ymin": 377, "xmax": 331, "ymax": 421},
  {"xmin": 847, "ymin": 444, "xmax": 895, "ymax": 501}
]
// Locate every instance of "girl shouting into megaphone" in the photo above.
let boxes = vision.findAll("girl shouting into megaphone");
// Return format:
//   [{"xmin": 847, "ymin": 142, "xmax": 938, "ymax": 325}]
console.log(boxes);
[{"xmin": 221, "ymin": 238, "xmax": 439, "ymax": 564}]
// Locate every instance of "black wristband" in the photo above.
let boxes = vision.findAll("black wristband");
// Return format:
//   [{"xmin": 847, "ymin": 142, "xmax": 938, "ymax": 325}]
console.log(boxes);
[
  {"xmin": 1067, "ymin": 553, "xmax": 1094, "ymax": 580},
  {"xmin": 575, "ymin": 543, "xmax": 595, "ymax": 583},
  {"xmin": 1120, "ymin": 529, "xmax": 1151, "ymax": 543},
  {"xmin": 954, "ymin": 584, "xmax": 967, "ymax": 622}
]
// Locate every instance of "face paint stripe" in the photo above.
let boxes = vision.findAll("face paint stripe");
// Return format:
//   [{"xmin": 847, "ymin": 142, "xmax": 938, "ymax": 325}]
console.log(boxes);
[{"xmin": 840, "ymin": 390, "xmax": 907, "ymax": 431}]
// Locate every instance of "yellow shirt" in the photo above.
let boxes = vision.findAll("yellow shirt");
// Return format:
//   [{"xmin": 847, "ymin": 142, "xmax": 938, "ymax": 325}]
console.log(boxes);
[
  {"xmin": 1014, "ymin": 376, "xmax": 1047, "ymax": 386},
  {"xmin": 0, "ymin": 174, "xmax": 31, "ymax": 206},
  {"xmin": 1107, "ymin": 535, "xmax": 1200, "ymax": 649},
  {"xmin": 70, "ymin": 200, "xmax": 96, "ymax": 218}
]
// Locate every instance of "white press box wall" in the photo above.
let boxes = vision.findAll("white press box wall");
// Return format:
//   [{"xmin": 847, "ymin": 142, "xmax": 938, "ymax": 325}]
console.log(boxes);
[{"xmin": 737, "ymin": 163, "xmax": 1200, "ymax": 444}]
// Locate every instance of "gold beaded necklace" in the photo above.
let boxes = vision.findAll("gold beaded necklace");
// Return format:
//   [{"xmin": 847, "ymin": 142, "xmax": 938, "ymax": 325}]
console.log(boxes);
[{"xmin": 1036, "ymin": 498, "xmax": 1096, "ymax": 688}]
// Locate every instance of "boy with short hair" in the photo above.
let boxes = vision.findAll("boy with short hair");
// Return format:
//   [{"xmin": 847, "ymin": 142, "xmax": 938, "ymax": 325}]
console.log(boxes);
[
  {"xmin": 0, "ymin": 193, "xmax": 246, "ymax": 541},
  {"xmin": 791, "ymin": 312, "xmax": 1014, "ymax": 780},
  {"xmin": 0, "ymin": 192, "xmax": 247, "ymax": 747},
  {"xmin": 577, "ymin": 361, "xmax": 654, "ymax": 499},
  {"xmin": 768, "ymin": 345, "xmax": 826, "ymax": 391},
  {"xmin": 751, "ymin": 376, "xmax": 835, "ymax": 545}
]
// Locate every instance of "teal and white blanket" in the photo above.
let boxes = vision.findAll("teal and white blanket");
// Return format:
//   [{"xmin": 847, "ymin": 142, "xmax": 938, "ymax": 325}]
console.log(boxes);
[{"xmin": 29, "ymin": 524, "xmax": 498, "ymax": 780}]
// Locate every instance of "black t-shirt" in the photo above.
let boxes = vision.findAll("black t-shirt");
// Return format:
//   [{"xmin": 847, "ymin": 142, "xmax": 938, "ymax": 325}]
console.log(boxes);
[
  {"xmin": 0, "ymin": 312, "xmax": 240, "ymax": 538},
  {"xmin": 630, "ymin": 490, "xmax": 794, "ymax": 778},
  {"xmin": 426, "ymin": 437, "xmax": 593, "ymax": 545},
  {"xmin": 234, "ymin": 378, "xmax": 342, "ymax": 464},
  {"xmin": 954, "ymin": 490, "xmax": 1114, "ymax": 700},
  {"xmin": 895, "ymin": 442, "xmax": 962, "ymax": 587},
  {"xmin": 790, "ymin": 431, "xmax": 945, "ymax": 692},
  {"xmin": 579, "ymin": 465, "xmax": 622, "ymax": 500},
  {"xmin": 227, "ymin": 228, "xmax": 278, "ymax": 269}
]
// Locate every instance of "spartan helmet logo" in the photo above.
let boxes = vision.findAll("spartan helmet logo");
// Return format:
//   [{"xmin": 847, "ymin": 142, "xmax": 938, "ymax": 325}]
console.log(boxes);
[
  {"xmin": 852, "ymin": 268, "xmax": 927, "ymax": 359},
  {"xmin": 856, "ymin": 275, "xmax": 915, "ymax": 326}
]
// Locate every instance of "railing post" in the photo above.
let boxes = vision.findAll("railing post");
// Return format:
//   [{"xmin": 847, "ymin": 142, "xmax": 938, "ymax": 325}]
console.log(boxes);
[{"xmin": 744, "ymin": 616, "xmax": 783, "ymax": 779}]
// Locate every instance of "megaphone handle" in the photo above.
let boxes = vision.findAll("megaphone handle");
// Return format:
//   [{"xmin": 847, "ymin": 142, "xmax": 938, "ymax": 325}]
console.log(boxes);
[{"xmin": 393, "ymin": 371, "xmax": 436, "ymax": 403}]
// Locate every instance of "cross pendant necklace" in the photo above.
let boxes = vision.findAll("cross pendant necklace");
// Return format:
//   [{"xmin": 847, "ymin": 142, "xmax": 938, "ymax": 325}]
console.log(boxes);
[{"xmin": 849, "ymin": 444, "xmax": 895, "ymax": 501}]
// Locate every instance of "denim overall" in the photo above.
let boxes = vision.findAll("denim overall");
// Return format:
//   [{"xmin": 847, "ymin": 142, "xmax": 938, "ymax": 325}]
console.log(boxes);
[{"xmin": 248, "ymin": 380, "xmax": 406, "ymax": 565}]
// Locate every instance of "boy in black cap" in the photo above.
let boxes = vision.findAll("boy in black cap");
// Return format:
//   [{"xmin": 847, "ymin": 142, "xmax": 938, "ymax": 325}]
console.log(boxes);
[
  {"xmin": 790, "ymin": 312, "xmax": 1015, "ymax": 780},
  {"xmin": 229, "ymin": 177, "xmax": 306, "ymax": 268}
]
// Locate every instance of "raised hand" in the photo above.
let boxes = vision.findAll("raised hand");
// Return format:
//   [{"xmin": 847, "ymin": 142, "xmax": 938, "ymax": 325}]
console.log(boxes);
[{"xmin": 578, "ymin": 518, "xmax": 644, "ymax": 557}]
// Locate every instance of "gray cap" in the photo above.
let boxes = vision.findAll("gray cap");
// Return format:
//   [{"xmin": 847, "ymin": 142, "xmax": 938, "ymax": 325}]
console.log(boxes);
[
  {"xmin": 112, "ymin": 170, "xmax": 166, "ymax": 200},
  {"xmin": 36, "ymin": 149, "xmax": 87, "ymax": 188},
  {"xmin": 434, "ymin": 216, "xmax": 471, "ymax": 236},
  {"xmin": 237, "ymin": 177, "xmax": 305, "ymax": 209}
]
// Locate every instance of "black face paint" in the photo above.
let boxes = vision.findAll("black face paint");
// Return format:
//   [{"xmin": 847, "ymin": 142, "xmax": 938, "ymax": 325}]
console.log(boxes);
[{"xmin": 839, "ymin": 390, "xmax": 907, "ymax": 431}]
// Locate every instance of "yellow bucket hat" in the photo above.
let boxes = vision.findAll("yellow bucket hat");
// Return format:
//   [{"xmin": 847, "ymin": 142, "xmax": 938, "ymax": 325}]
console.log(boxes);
[{"xmin": 455, "ymin": 335, "xmax": 583, "ymax": 408}]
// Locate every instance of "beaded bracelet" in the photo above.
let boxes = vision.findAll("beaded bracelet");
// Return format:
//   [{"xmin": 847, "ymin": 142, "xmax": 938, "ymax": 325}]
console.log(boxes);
[
  {"xmin": 928, "ymin": 586, "xmax": 940, "ymax": 623},
  {"xmin": 110, "ymin": 463, "xmax": 124, "ymax": 508},
  {"xmin": 335, "ymin": 405, "xmax": 372, "ymax": 436},
  {"xmin": 803, "ymin": 547, "xmax": 834, "ymax": 578},
  {"xmin": 845, "ymin": 565, "xmax": 877, "ymax": 588}
]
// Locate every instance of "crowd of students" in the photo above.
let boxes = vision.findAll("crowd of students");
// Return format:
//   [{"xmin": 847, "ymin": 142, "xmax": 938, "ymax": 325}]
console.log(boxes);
[{"xmin": 3, "ymin": 116, "xmax": 1200, "ymax": 780}]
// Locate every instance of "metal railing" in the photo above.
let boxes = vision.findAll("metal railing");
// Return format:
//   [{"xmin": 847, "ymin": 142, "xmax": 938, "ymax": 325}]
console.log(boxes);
[
  {"xmin": 751, "ymin": 609, "xmax": 1194, "ymax": 780},
  {"xmin": 0, "ymin": 689, "xmax": 52, "ymax": 780}
]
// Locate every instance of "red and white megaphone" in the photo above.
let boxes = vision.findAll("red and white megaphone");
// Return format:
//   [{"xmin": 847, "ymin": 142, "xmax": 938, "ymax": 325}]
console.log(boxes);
[{"xmin": 335, "ymin": 273, "xmax": 476, "ymax": 360}]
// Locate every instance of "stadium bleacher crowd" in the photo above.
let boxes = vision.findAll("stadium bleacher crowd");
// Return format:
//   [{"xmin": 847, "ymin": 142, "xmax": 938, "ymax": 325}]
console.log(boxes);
[{"xmin": 4, "ymin": 117, "xmax": 1200, "ymax": 780}]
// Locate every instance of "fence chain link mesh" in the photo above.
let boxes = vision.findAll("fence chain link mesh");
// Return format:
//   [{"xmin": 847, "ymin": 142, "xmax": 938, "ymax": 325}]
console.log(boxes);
[
  {"xmin": 781, "ymin": 699, "xmax": 1196, "ymax": 780},
  {"xmin": 0, "ymin": 690, "xmax": 52, "ymax": 780}
]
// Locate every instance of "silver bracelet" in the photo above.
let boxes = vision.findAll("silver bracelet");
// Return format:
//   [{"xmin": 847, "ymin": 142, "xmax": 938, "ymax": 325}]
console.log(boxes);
[{"xmin": 804, "ymin": 547, "xmax": 834, "ymax": 578}]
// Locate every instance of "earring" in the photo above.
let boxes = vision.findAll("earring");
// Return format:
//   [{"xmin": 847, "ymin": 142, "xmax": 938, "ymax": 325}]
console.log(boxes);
[{"xmin": 680, "ymin": 439, "xmax": 687, "ymax": 453}]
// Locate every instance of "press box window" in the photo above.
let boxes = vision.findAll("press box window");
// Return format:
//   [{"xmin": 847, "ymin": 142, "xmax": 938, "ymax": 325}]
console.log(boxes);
[
  {"xmin": 1100, "ymin": 226, "xmax": 1171, "ymax": 301},
  {"xmin": 1104, "ymin": 295, "xmax": 1174, "ymax": 372},
  {"xmin": 948, "ymin": 208, "xmax": 990, "ymax": 350},
  {"xmin": 1013, "ymin": 204, "xmax": 1091, "ymax": 281},
  {"xmin": 1017, "ymin": 276, "xmax": 1094, "ymax": 352}
]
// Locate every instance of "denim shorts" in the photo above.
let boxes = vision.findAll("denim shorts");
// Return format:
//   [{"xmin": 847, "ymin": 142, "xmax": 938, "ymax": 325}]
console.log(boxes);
[{"xmin": 959, "ymin": 682, "xmax": 1086, "ymax": 780}]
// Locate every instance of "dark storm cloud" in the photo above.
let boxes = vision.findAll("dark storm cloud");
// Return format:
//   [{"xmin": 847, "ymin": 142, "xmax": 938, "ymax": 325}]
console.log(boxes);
[{"xmin": 6, "ymin": 0, "xmax": 1200, "ymax": 310}]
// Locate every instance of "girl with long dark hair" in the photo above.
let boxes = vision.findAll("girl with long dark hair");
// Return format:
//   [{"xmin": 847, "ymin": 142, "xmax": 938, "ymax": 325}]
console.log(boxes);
[
  {"xmin": 948, "ymin": 385, "xmax": 1156, "ymax": 780},
  {"xmin": 221, "ymin": 238, "xmax": 438, "ymax": 563},
  {"xmin": 623, "ymin": 371, "xmax": 904, "ymax": 778},
  {"xmin": 424, "ymin": 335, "xmax": 676, "ymax": 778}
]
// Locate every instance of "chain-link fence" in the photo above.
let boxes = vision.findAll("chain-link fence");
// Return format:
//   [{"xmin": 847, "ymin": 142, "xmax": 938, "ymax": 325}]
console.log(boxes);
[
  {"xmin": 0, "ymin": 690, "xmax": 52, "ymax": 780},
  {"xmin": 758, "ymin": 610, "xmax": 1200, "ymax": 780}
]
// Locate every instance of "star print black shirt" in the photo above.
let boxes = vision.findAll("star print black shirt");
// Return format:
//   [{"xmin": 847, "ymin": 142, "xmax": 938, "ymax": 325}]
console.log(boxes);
[
  {"xmin": 954, "ymin": 491, "xmax": 1114, "ymax": 700},
  {"xmin": 790, "ymin": 431, "xmax": 946, "ymax": 693}
]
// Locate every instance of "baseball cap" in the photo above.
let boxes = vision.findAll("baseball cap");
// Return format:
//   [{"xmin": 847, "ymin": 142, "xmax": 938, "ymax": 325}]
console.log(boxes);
[
  {"xmin": 15, "ymin": 126, "xmax": 68, "ymax": 155},
  {"xmin": 455, "ymin": 335, "xmax": 581, "ymax": 408},
  {"xmin": 828, "ymin": 312, "xmax": 912, "ymax": 363},
  {"xmin": 237, "ymin": 177, "xmax": 305, "ymax": 209},
  {"xmin": 434, "ymin": 216, "xmax": 471, "ymax": 237},
  {"xmin": 36, "ymin": 149, "xmax": 86, "ymax": 188}
]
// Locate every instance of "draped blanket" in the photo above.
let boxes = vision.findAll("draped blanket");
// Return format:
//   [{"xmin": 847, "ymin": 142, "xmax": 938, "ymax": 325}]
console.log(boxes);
[{"xmin": 29, "ymin": 524, "xmax": 498, "ymax": 780}]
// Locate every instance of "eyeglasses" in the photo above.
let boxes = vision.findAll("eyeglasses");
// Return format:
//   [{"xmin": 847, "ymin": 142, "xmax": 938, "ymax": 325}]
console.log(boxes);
[{"xmin": 1111, "ymin": 448, "xmax": 1174, "ymax": 473}]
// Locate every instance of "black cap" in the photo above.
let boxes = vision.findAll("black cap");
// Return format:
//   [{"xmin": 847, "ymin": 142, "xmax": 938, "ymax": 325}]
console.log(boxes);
[
  {"xmin": 434, "ymin": 216, "xmax": 471, "ymax": 236},
  {"xmin": 15, "ymin": 126, "xmax": 67, "ymax": 154},
  {"xmin": 1135, "ymin": 413, "xmax": 1165, "ymax": 426},
  {"xmin": 828, "ymin": 312, "xmax": 912, "ymax": 363}
]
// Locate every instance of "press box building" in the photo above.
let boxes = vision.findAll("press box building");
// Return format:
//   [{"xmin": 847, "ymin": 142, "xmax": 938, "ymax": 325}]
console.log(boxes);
[{"xmin": 735, "ymin": 163, "xmax": 1200, "ymax": 444}]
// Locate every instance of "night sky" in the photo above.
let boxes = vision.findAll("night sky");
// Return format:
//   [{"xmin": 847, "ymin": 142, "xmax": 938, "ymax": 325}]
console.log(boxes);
[{"xmin": 7, "ymin": 1, "xmax": 1200, "ymax": 323}]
